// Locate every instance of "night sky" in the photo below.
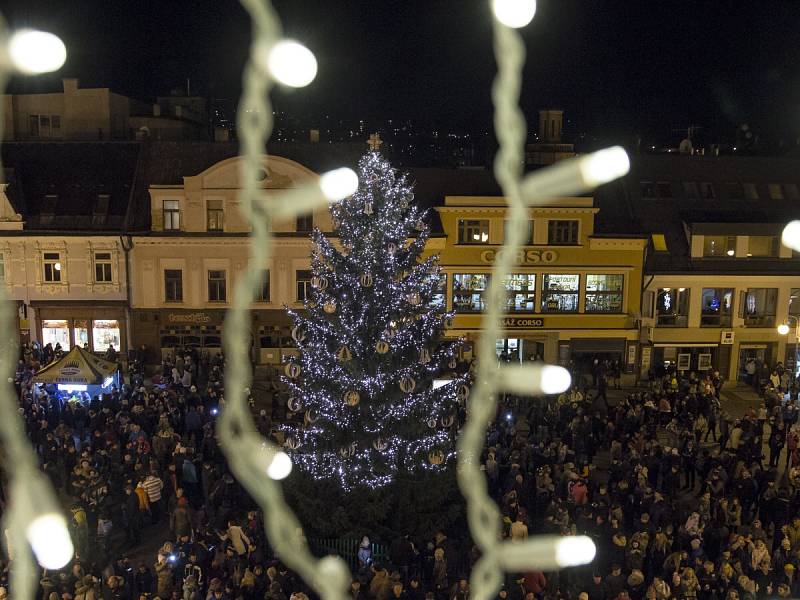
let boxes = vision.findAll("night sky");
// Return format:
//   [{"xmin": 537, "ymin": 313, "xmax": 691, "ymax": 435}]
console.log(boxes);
[{"xmin": 3, "ymin": 0, "xmax": 800, "ymax": 144}]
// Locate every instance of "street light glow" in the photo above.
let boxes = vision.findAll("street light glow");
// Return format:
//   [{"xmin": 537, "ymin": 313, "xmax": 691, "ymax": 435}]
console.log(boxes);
[
  {"xmin": 7, "ymin": 29, "xmax": 67, "ymax": 75},
  {"xmin": 265, "ymin": 40, "xmax": 317, "ymax": 88},
  {"xmin": 778, "ymin": 323, "xmax": 790, "ymax": 336},
  {"xmin": 491, "ymin": 0, "xmax": 537, "ymax": 28}
]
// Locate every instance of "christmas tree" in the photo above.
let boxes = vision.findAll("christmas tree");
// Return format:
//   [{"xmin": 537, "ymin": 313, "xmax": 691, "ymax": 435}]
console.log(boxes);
[{"xmin": 281, "ymin": 146, "xmax": 469, "ymax": 492}]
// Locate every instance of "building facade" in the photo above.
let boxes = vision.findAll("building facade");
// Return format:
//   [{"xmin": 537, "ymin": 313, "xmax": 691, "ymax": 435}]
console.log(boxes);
[
  {"xmin": 130, "ymin": 154, "xmax": 331, "ymax": 364},
  {"xmin": 428, "ymin": 195, "xmax": 647, "ymax": 371}
]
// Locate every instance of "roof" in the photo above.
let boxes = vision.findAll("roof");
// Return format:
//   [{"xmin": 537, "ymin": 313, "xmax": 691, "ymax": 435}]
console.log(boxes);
[
  {"xmin": 594, "ymin": 154, "xmax": 800, "ymax": 275},
  {"xmin": 34, "ymin": 346, "xmax": 118, "ymax": 386},
  {"xmin": 1, "ymin": 142, "xmax": 141, "ymax": 232}
]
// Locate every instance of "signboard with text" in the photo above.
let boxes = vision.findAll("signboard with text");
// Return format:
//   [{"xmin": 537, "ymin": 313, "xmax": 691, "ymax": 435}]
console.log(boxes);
[
  {"xmin": 500, "ymin": 317, "xmax": 545, "ymax": 328},
  {"xmin": 480, "ymin": 249, "xmax": 558, "ymax": 264}
]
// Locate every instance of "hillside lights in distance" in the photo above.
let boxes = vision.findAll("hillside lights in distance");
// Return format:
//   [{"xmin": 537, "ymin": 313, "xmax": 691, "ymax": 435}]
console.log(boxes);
[
  {"xmin": 782, "ymin": 220, "xmax": 800, "ymax": 252},
  {"xmin": 266, "ymin": 40, "xmax": 317, "ymax": 88},
  {"xmin": 27, "ymin": 513, "xmax": 74, "ymax": 569},
  {"xmin": 580, "ymin": 146, "xmax": 631, "ymax": 188},
  {"xmin": 319, "ymin": 168, "xmax": 359, "ymax": 201},
  {"xmin": 491, "ymin": 0, "xmax": 537, "ymax": 28},
  {"xmin": 7, "ymin": 29, "xmax": 67, "ymax": 75},
  {"xmin": 778, "ymin": 323, "xmax": 791, "ymax": 336}
]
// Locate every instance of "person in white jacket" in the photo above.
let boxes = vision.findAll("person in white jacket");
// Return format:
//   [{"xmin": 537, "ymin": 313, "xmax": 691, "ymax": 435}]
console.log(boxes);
[{"xmin": 219, "ymin": 520, "xmax": 251, "ymax": 557}]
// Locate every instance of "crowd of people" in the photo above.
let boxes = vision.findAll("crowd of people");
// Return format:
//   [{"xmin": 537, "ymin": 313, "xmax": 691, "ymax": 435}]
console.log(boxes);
[{"xmin": 3, "ymin": 345, "xmax": 800, "ymax": 600}]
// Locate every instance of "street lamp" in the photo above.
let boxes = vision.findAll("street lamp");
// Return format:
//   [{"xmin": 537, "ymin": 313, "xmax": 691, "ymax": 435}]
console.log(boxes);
[{"xmin": 777, "ymin": 316, "xmax": 800, "ymax": 376}]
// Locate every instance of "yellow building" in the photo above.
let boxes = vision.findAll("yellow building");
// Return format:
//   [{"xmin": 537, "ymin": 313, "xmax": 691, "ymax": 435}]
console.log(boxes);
[{"xmin": 430, "ymin": 195, "xmax": 647, "ymax": 372}]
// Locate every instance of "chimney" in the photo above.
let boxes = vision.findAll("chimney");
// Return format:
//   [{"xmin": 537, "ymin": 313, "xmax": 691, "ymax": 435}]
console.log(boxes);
[
  {"xmin": 538, "ymin": 109, "xmax": 563, "ymax": 143},
  {"xmin": 62, "ymin": 78, "xmax": 79, "ymax": 94}
]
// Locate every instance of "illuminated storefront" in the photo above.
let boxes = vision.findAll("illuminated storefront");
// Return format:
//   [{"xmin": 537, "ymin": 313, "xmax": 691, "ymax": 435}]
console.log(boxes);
[
  {"xmin": 34, "ymin": 303, "xmax": 127, "ymax": 354},
  {"xmin": 426, "ymin": 195, "xmax": 647, "ymax": 373}
]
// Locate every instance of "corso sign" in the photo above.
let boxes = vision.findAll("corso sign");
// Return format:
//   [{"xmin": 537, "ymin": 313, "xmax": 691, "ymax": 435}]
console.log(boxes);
[
  {"xmin": 480, "ymin": 249, "xmax": 558, "ymax": 264},
  {"xmin": 501, "ymin": 317, "xmax": 545, "ymax": 328}
]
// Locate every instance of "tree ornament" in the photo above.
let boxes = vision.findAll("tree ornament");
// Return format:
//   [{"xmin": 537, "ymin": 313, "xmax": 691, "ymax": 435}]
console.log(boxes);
[
  {"xmin": 305, "ymin": 409, "xmax": 318, "ymax": 424},
  {"xmin": 323, "ymin": 300, "xmax": 337, "ymax": 314},
  {"xmin": 415, "ymin": 219, "xmax": 427, "ymax": 231},
  {"xmin": 428, "ymin": 450, "xmax": 445, "ymax": 465},
  {"xmin": 312, "ymin": 275, "xmax": 328, "ymax": 290},
  {"xmin": 364, "ymin": 201, "xmax": 374, "ymax": 215},
  {"xmin": 407, "ymin": 292, "xmax": 421, "ymax": 306},
  {"xmin": 400, "ymin": 198, "xmax": 409, "ymax": 209},
  {"xmin": 441, "ymin": 414, "xmax": 455, "ymax": 428},
  {"xmin": 387, "ymin": 242, "xmax": 397, "ymax": 256},
  {"xmin": 291, "ymin": 326, "xmax": 306, "ymax": 344},
  {"xmin": 399, "ymin": 376, "xmax": 416, "ymax": 394},
  {"xmin": 336, "ymin": 345, "xmax": 353, "ymax": 362},
  {"xmin": 427, "ymin": 418, "xmax": 438, "ymax": 429},
  {"xmin": 443, "ymin": 316, "xmax": 454, "ymax": 329},
  {"xmin": 360, "ymin": 273, "xmax": 373, "ymax": 288},
  {"xmin": 419, "ymin": 348, "xmax": 431, "ymax": 364},
  {"xmin": 307, "ymin": 301, "xmax": 318, "ymax": 309},
  {"xmin": 375, "ymin": 340, "xmax": 390, "ymax": 354},
  {"xmin": 343, "ymin": 390, "xmax": 360, "ymax": 406},
  {"xmin": 287, "ymin": 397, "xmax": 302, "ymax": 412},
  {"xmin": 286, "ymin": 436, "xmax": 301, "ymax": 450},
  {"xmin": 457, "ymin": 384, "xmax": 470, "ymax": 401},
  {"xmin": 332, "ymin": 216, "xmax": 341, "ymax": 229},
  {"xmin": 339, "ymin": 442, "xmax": 357, "ymax": 458},
  {"xmin": 372, "ymin": 438, "xmax": 388, "ymax": 451},
  {"xmin": 448, "ymin": 358, "xmax": 458, "ymax": 370},
  {"xmin": 285, "ymin": 363, "xmax": 301, "ymax": 379},
  {"xmin": 384, "ymin": 327, "xmax": 397, "ymax": 340}
]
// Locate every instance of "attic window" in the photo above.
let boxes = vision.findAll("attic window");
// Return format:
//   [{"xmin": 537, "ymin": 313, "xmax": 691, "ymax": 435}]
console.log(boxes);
[
  {"xmin": 652, "ymin": 234, "xmax": 668, "ymax": 252},
  {"xmin": 94, "ymin": 194, "xmax": 110, "ymax": 215},
  {"xmin": 41, "ymin": 194, "xmax": 58, "ymax": 215}
]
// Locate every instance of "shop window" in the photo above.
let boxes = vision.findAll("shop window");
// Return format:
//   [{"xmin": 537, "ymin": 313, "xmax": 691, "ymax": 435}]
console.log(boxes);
[
  {"xmin": 547, "ymin": 220, "xmax": 579, "ymax": 245},
  {"xmin": 73, "ymin": 320, "xmax": 89, "ymax": 348},
  {"xmin": 742, "ymin": 288, "xmax": 777, "ymax": 327},
  {"xmin": 296, "ymin": 214, "xmax": 313, "ymax": 233},
  {"xmin": 164, "ymin": 270, "xmax": 183, "ymax": 303},
  {"xmin": 42, "ymin": 320, "xmax": 70, "ymax": 350},
  {"xmin": 585, "ymin": 274, "xmax": 624, "ymax": 313},
  {"xmin": 203, "ymin": 335, "xmax": 222, "ymax": 348},
  {"xmin": 208, "ymin": 270, "xmax": 227, "ymax": 303},
  {"xmin": 743, "ymin": 183, "xmax": 759, "ymax": 200},
  {"xmin": 43, "ymin": 252, "xmax": 62, "ymax": 282},
  {"xmin": 658, "ymin": 288, "xmax": 690, "ymax": 327},
  {"xmin": 207, "ymin": 199, "xmax": 224, "ymax": 232},
  {"xmin": 768, "ymin": 184, "xmax": 784, "ymax": 200},
  {"xmin": 94, "ymin": 252, "xmax": 113, "ymax": 282},
  {"xmin": 257, "ymin": 270, "xmax": 270, "ymax": 302},
  {"xmin": 790, "ymin": 288, "xmax": 800, "ymax": 319},
  {"xmin": 430, "ymin": 273, "xmax": 446, "ymax": 308},
  {"xmin": 453, "ymin": 273, "xmax": 489, "ymax": 312},
  {"xmin": 702, "ymin": 235, "xmax": 735, "ymax": 257},
  {"xmin": 504, "ymin": 274, "xmax": 535, "ymax": 312},
  {"xmin": 541, "ymin": 274, "xmax": 580, "ymax": 313},
  {"xmin": 296, "ymin": 270, "xmax": 312, "ymax": 302},
  {"xmin": 503, "ymin": 220, "xmax": 533, "ymax": 245},
  {"xmin": 458, "ymin": 219, "xmax": 489, "ymax": 244},
  {"xmin": 747, "ymin": 236, "xmax": 779, "ymax": 257},
  {"xmin": 163, "ymin": 200, "xmax": 180, "ymax": 230},
  {"xmin": 161, "ymin": 335, "xmax": 180, "ymax": 348},
  {"xmin": 92, "ymin": 320, "xmax": 120, "ymax": 352},
  {"xmin": 725, "ymin": 182, "xmax": 744, "ymax": 200}
]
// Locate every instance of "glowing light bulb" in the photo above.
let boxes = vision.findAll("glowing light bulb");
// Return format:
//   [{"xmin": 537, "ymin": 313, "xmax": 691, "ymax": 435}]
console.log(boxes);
[
  {"xmin": 7, "ymin": 29, "xmax": 67, "ymax": 75},
  {"xmin": 778, "ymin": 323, "xmax": 790, "ymax": 335},
  {"xmin": 27, "ymin": 513, "xmax": 73, "ymax": 569},
  {"xmin": 540, "ymin": 364, "xmax": 572, "ymax": 394},
  {"xmin": 266, "ymin": 40, "xmax": 317, "ymax": 88},
  {"xmin": 319, "ymin": 168, "xmax": 358, "ymax": 201},
  {"xmin": 492, "ymin": 0, "xmax": 537, "ymax": 28},
  {"xmin": 498, "ymin": 363, "xmax": 571, "ymax": 395},
  {"xmin": 726, "ymin": 249, "xmax": 735, "ymax": 256},
  {"xmin": 54, "ymin": 262, "xmax": 62, "ymax": 271},
  {"xmin": 782, "ymin": 220, "xmax": 800, "ymax": 252},
  {"xmin": 500, "ymin": 535, "xmax": 595, "ymax": 571},
  {"xmin": 555, "ymin": 536, "xmax": 597, "ymax": 567},
  {"xmin": 266, "ymin": 451, "xmax": 293, "ymax": 480},
  {"xmin": 580, "ymin": 146, "xmax": 630, "ymax": 187}
]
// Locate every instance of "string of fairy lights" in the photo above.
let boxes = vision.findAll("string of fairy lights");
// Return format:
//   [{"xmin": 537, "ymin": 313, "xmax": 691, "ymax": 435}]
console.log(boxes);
[{"xmin": 0, "ymin": 1, "xmax": 798, "ymax": 600}]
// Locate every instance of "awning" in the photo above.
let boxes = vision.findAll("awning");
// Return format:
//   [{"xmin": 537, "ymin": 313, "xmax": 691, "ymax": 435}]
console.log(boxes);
[
  {"xmin": 33, "ymin": 346, "xmax": 118, "ymax": 385},
  {"xmin": 654, "ymin": 343, "xmax": 719, "ymax": 348}
]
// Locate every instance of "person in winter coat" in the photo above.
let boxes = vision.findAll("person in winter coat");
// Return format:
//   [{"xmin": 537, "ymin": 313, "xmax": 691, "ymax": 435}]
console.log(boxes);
[
  {"xmin": 171, "ymin": 497, "xmax": 192, "ymax": 539},
  {"xmin": 220, "ymin": 520, "xmax": 251, "ymax": 557},
  {"xmin": 155, "ymin": 553, "xmax": 173, "ymax": 600},
  {"xmin": 369, "ymin": 564, "xmax": 392, "ymax": 600},
  {"xmin": 432, "ymin": 549, "xmax": 448, "ymax": 600}
]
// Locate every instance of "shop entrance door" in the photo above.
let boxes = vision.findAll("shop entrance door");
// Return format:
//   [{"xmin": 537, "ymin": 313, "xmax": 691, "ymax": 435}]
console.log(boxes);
[
  {"xmin": 496, "ymin": 338, "xmax": 521, "ymax": 362},
  {"xmin": 738, "ymin": 346, "xmax": 766, "ymax": 383}
]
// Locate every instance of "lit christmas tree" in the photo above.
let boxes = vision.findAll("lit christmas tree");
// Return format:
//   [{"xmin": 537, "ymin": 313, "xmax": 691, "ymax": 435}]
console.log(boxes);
[{"xmin": 281, "ymin": 143, "xmax": 469, "ymax": 491}]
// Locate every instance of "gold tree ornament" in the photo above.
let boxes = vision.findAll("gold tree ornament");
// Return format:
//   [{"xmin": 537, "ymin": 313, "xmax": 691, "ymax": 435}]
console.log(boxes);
[
  {"xmin": 419, "ymin": 348, "xmax": 431, "ymax": 364},
  {"xmin": 372, "ymin": 438, "xmax": 388, "ymax": 451},
  {"xmin": 428, "ymin": 450, "xmax": 445, "ymax": 465},
  {"xmin": 387, "ymin": 242, "xmax": 397, "ymax": 255},
  {"xmin": 336, "ymin": 345, "xmax": 353, "ymax": 362},
  {"xmin": 363, "ymin": 201, "xmax": 374, "ymax": 215},
  {"xmin": 286, "ymin": 436, "xmax": 301, "ymax": 450},
  {"xmin": 444, "ymin": 316, "xmax": 454, "ymax": 329},
  {"xmin": 448, "ymin": 358, "xmax": 458, "ymax": 370},
  {"xmin": 427, "ymin": 418, "xmax": 438, "ymax": 429},
  {"xmin": 343, "ymin": 390, "xmax": 360, "ymax": 406},
  {"xmin": 360, "ymin": 273, "xmax": 373, "ymax": 288},
  {"xmin": 375, "ymin": 340, "xmax": 390, "ymax": 354},
  {"xmin": 457, "ymin": 384, "xmax": 471, "ymax": 402},
  {"xmin": 287, "ymin": 397, "xmax": 302, "ymax": 413},
  {"xmin": 323, "ymin": 300, "xmax": 337, "ymax": 314},
  {"xmin": 441, "ymin": 414, "xmax": 455, "ymax": 428},
  {"xmin": 339, "ymin": 443, "xmax": 357, "ymax": 458},
  {"xmin": 291, "ymin": 326, "xmax": 307, "ymax": 344},
  {"xmin": 304, "ymin": 409, "xmax": 318, "ymax": 424},
  {"xmin": 399, "ymin": 376, "xmax": 416, "ymax": 394},
  {"xmin": 284, "ymin": 363, "xmax": 301, "ymax": 379},
  {"xmin": 312, "ymin": 275, "xmax": 328, "ymax": 290},
  {"xmin": 406, "ymin": 292, "xmax": 421, "ymax": 306}
]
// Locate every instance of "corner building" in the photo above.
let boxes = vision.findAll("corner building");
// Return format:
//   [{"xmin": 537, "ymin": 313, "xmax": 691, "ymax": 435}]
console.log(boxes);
[{"xmin": 427, "ymin": 195, "xmax": 646, "ymax": 373}]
